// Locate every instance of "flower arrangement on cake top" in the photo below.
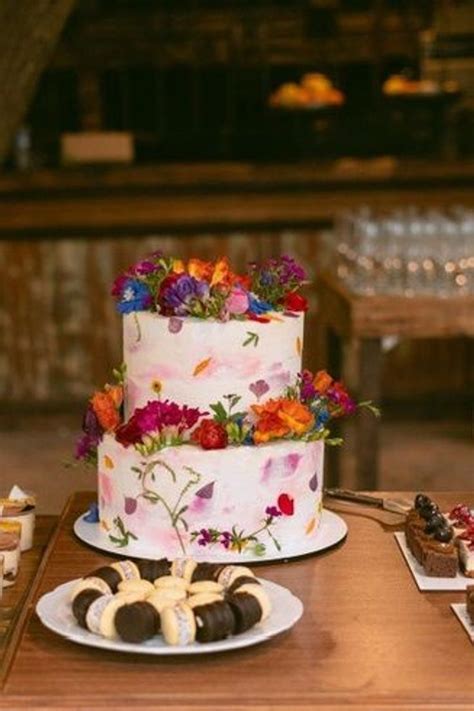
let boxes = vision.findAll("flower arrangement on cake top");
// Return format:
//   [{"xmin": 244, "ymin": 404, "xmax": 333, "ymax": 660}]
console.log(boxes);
[
  {"xmin": 76, "ymin": 367, "xmax": 377, "ymax": 464},
  {"xmin": 111, "ymin": 253, "xmax": 308, "ymax": 321}
]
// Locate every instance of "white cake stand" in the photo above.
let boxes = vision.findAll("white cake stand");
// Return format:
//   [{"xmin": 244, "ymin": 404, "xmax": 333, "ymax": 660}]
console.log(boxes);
[{"xmin": 73, "ymin": 508, "xmax": 347, "ymax": 564}]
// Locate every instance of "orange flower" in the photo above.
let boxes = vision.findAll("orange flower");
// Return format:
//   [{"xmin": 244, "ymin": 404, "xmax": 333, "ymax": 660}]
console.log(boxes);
[
  {"xmin": 210, "ymin": 257, "xmax": 231, "ymax": 287},
  {"xmin": 104, "ymin": 384, "xmax": 123, "ymax": 409},
  {"xmin": 187, "ymin": 258, "xmax": 213, "ymax": 281},
  {"xmin": 252, "ymin": 398, "xmax": 314, "ymax": 444},
  {"xmin": 313, "ymin": 370, "xmax": 333, "ymax": 394},
  {"xmin": 277, "ymin": 399, "xmax": 314, "ymax": 435},
  {"xmin": 91, "ymin": 390, "xmax": 121, "ymax": 432}
]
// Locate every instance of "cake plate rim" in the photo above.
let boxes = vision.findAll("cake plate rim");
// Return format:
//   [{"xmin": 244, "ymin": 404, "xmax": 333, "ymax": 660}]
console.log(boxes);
[{"xmin": 73, "ymin": 508, "xmax": 347, "ymax": 564}]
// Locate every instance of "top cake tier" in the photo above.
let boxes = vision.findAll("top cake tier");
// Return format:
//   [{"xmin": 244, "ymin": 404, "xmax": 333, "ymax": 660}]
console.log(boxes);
[{"xmin": 123, "ymin": 312, "xmax": 304, "ymax": 418}]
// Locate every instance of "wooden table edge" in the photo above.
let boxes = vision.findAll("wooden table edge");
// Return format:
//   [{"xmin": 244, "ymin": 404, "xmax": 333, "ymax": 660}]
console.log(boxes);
[{"xmin": 0, "ymin": 496, "xmax": 72, "ymax": 690}]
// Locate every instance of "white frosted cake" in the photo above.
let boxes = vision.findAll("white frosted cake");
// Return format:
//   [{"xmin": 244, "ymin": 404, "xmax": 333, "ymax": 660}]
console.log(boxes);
[{"xmin": 77, "ymin": 254, "xmax": 361, "ymax": 560}]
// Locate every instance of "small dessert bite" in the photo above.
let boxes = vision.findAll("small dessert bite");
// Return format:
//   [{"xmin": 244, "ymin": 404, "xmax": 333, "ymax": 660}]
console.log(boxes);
[
  {"xmin": 70, "ymin": 576, "xmax": 112, "ymax": 601},
  {"xmin": 217, "ymin": 565, "xmax": 256, "ymax": 590},
  {"xmin": 191, "ymin": 562, "xmax": 225, "ymax": 583},
  {"xmin": 0, "ymin": 527, "xmax": 21, "ymax": 588},
  {"xmin": 154, "ymin": 575, "xmax": 188, "ymax": 592},
  {"xmin": 235, "ymin": 583, "xmax": 272, "ymax": 622},
  {"xmin": 88, "ymin": 565, "xmax": 123, "ymax": 593},
  {"xmin": 227, "ymin": 576, "xmax": 261, "ymax": 594},
  {"xmin": 109, "ymin": 559, "xmax": 140, "ymax": 582},
  {"xmin": 161, "ymin": 602, "xmax": 196, "ymax": 646},
  {"xmin": 135, "ymin": 558, "xmax": 171, "ymax": 582},
  {"xmin": 114, "ymin": 601, "xmax": 160, "ymax": 643},
  {"xmin": 187, "ymin": 580, "xmax": 223, "ymax": 596},
  {"xmin": 72, "ymin": 589, "xmax": 104, "ymax": 628},
  {"xmin": 170, "ymin": 558, "xmax": 197, "ymax": 583},
  {"xmin": 85, "ymin": 594, "xmax": 116, "ymax": 635},
  {"xmin": 447, "ymin": 504, "xmax": 474, "ymax": 578},
  {"xmin": 405, "ymin": 495, "xmax": 458, "ymax": 577},
  {"xmin": 117, "ymin": 578, "xmax": 155, "ymax": 596},
  {"xmin": 226, "ymin": 592, "xmax": 263, "ymax": 634},
  {"xmin": 193, "ymin": 600, "xmax": 235, "ymax": 643},
  {"xmin": 147, "ymin": 589, "xmax": 187, "ymax": 614},
  {"xmin": 187, "ymin": 593, "xmax": 223, "ymax": 609}
]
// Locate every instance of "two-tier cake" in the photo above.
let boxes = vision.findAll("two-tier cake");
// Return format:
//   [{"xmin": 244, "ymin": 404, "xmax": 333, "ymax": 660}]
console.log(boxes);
[{"xmin": 76, "ymin": 253, "xmax": 364, "ymax": 560}]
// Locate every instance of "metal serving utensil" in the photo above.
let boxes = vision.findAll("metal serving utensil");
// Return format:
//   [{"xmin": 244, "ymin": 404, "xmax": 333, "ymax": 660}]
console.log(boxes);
[{"xmin": 324, "ymin": 488, "xmax": 412, "ymax": 515}]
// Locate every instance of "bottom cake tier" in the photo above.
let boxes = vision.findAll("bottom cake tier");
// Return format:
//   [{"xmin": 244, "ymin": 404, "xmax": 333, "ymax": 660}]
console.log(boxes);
[{"xmin": 97, "ymin": 436, "xmax": 324, "ymax": 561}]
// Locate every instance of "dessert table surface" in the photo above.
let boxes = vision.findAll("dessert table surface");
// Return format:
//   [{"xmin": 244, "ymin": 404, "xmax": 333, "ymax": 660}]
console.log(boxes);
[{"xmin": 1, "ymin": 490, "xmax": 473, "ymax": 711}]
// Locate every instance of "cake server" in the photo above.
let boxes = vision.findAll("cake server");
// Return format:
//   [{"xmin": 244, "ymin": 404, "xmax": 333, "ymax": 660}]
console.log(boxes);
[{"xmin": 324, "ymin": 488, "xmax": 411, "ymax": 515}]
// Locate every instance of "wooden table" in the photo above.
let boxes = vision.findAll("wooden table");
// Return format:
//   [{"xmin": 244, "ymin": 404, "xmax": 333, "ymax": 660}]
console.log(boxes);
[
  {"xmin": 316, "ymin": 272, "xmax": 474, "ymax": 489},
  {"xmin": 1, "ymin": 490, "xmax": 473, "ymax": 710},
  {"xmin": 0, "ymin": 516, "xmax": 57, "ymax": 687}
]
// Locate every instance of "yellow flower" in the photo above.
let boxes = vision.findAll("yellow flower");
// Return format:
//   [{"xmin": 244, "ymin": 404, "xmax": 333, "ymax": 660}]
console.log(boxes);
[
  {"xmin": 173, "ymin": 259, "xmax": 185, "ymax": 273},
  {"xmin": 151, "ymin": 379, "xmax": 162, "ymax": 394}
]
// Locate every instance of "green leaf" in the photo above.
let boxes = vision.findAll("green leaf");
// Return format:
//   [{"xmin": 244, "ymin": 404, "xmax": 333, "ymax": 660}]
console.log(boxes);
[
  {"xmin": 210, "ymin": 402, "xmax": 227, "ymax": 423},
  {"xmin": 243, "ymin": 331, "xmax": 259, "ymax": 347}
]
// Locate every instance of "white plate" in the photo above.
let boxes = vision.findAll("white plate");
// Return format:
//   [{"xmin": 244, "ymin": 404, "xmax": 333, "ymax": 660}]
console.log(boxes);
[
  {"xmin": 394, "ymin": 532, "xmax": 471, "ymax": 591},
  {"xmin": 74, "ymin": 508, "xmax": 347, "ymax": 563},
  {"xmin": 451, "ymin": 604, "xmax": 474, "ymax": 644},
  {"xmin": 36, "ymin": 578, "xmax": 303, "ymax": 655}
]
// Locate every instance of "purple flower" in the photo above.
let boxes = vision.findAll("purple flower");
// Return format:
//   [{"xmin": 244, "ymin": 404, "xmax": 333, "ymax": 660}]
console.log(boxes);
[
  {"xmin": 220, "ymin": 531, "xmax": 232, "ymax": 549},
  {"xmin": 280, "ymin": 255, "xmax": 306, "ymax": 284},
  {"xmin": 129, "ymin": 260, "xmax": 158, "ymax": 276},
  {"xmin": 197, "ymin": 528, "xmax": 213, "ymax": 546},
  {"xmin": 115, "ymin": 278, "xmax": 152, "ymax": 314},
  {"xmin": 82, "ymin": 405, "xmax": 103, "ymax": 439},
  {"xmin": 75, "ymin": 433, "xmax": 99, "ymax": 460},
  {"xmin": 265, "ymin": 506, "xmax": 282, "ymax": 518},
  {"xmin": 162, "ymin": 274, "xmax": 209, "ymax": 314},
  {"xmin": 131, "ymin": 400, "xmax": 206, "ymax": 439},
  {"xmin": 299, "ymin": 371, "xmax": 317, "ymax": 403}
]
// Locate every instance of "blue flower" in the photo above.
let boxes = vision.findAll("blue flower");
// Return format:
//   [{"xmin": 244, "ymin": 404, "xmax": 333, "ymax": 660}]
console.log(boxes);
[
  {"xmin": 315, "ymin": 408, "xmax": 330, "ymax": 429},
  {"xmin": 248, "ymin": 294, "xmax": 273, "ymax": 315},
  {"xmin": 116, "ymin": 278, "xmax": 152, "ymax": 314},
  {"xmin": 84, "ymin": 502, "xmax": 100, "ymax": 523}
]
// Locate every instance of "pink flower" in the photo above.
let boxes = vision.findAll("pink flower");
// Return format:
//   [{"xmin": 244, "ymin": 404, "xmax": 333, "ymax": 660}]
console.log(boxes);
[{"xmin": 225, "ymin": 286, "xmax": 249, "ymax": 315}]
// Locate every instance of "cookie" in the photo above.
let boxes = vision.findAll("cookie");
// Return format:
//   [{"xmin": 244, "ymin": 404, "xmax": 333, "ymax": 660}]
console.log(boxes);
[
  {"xmin": 154, "ymin": 575, "xmax": 188, "ymax": 591},
  {"xmin": 191, "ymin": 562, "xmax": 225, "ymax": 583},
  {"xmin": 88, "ymin": 565, "xmax": 122, "ymax": 593},
  {"xmin": 72, "ymin": 589, "xmax": 104, "ymax": 628},
  {"xmin": 161, "ymin": 603, "xmax": 196, "ymax": 646},
  {"xmin": 187, "ymin": 580, "xmax": 223, "ymax": 595},
  {"xmin": 193, "ymin": 600, "xmax": 235, "ymax": 643},
  {"xmin": 110, "ymin": 560, "xmax": 140, "ymax": 582},
  {"xmin": 115, "ymin": 601, "xmax": 160, "ymax": 643},
  {"xmin": 70, "ymin": 576, "xmax": 111, "ymax": 601},
  {"xmin": 187, "ymin": 593, "xmax": 223, "ymax": 609},
  {"xmin": 235, "ymin": 583, "xmax": 271, "ymax": 621},
  {"xmin": 227, "ymin": 575, "xmax": 260, "ymax": 594},
  {"xmin": 217, "ymin": 565, "xmax": 255, "ymax": 590},
  {"xmin": 135, "ymin": 558, "xmax": 171, "ymax": 582},
  {"xmin": 85, "ymin": 594, "xmax": 115, "ymax": 635},
  {"xmin": 170, "ymin": 558, "xmax": 197, "ymax": 583},
  {"xmin": 117, "ymin": 579, "xmax": 155, "ymax": 596},
  {"xmin": 226, "ymin": 592, "xmax": 264, "ymax": 634},
  {"xmin": 147, "ymin": 589, "xmax": 186, "ymax": 614}
]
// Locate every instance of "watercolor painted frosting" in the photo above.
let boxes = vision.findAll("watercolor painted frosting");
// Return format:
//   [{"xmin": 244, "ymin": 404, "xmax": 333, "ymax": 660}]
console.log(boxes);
[
  {"xmin": 123, "ymin": 312, "xmax": 304, "ymax": 418},
  {"xmin": 98, "ymin": 435, "xmax": 324, "ymax": 561}
]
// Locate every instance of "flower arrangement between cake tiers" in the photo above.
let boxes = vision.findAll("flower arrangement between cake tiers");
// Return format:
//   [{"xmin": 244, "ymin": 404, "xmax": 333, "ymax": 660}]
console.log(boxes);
[{"xmin": 75, "ymin": 253, "xmax": 378, "ymax": 561}]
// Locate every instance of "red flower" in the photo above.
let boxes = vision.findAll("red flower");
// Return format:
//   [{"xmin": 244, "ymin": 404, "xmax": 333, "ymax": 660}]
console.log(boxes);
[
  {"xmin": 192, "ymin": 419, "xmax": 228, "ymax": 450},
  {"xmin": 277, "ymin": 493, "xmax": 295, "ymax": 516},
  {"xmin": 247, "ymin": 314, "xmax": 271, "ymax": 324},
  {"xmin": 115, "ymin": 416, "xmax": 143, "ymax": 447},
  {"xmin": 283, "ymin": 292, "xmax": 308, "ymax": 312}
]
